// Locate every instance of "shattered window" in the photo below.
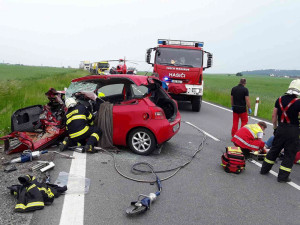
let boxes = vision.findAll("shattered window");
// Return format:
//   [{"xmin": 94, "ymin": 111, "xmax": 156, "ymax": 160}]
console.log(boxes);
[{"xmin": 66, "ymin": 82, "xmax": 97, "ymax": 98}]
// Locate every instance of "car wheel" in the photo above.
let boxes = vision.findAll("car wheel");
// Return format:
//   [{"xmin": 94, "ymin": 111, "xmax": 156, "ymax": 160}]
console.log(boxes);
[
  {"xmin": 128, "ymin": 128, "xmax": 156, "ymax": 155},
  {"xmin": 192, "ymin": 96, "xmax": 202, "ymax": 112}
]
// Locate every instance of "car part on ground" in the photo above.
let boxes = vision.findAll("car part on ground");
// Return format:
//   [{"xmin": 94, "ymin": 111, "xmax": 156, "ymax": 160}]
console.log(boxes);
[{"xmin": 0, "ymin": 88, "xmax": 67, "ymax": 154}]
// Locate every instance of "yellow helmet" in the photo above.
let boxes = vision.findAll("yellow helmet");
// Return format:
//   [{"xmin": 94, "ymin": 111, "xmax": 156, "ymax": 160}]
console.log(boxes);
[
  {"xmin": 286, "ymin": 79, "xmax": 300, "ymax": 96},
  {"xmin": 98, "ymin": 92, "xmax": 105, "ymax": 98}
]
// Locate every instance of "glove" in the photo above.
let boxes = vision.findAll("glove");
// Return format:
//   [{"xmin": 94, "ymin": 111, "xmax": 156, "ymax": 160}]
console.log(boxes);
[
  {"xmin": 273, "ymin": 128, "xmax": 277, "ymax": 136},
  {"xmin": 248, "ymin": 108, "xmax": 252, "ymax": 114}
]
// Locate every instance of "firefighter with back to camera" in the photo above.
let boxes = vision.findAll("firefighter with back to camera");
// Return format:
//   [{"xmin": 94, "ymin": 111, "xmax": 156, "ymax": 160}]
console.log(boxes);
[
  {"xmin": 260, "ymin": 79, "xmax": 300, "ymax": 183},
  {"xmin": 59, "ymin": 97, "xmax": 101, "ymax": 153}
]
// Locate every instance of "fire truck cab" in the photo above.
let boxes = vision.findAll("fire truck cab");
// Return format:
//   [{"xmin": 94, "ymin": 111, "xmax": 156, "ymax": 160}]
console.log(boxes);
[{"xmin": 146, "ymin": 39, "xmax": 213, "ymax": 112}]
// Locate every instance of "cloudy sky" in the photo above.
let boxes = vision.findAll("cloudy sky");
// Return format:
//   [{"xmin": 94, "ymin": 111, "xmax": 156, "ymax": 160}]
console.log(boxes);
[{"xmin": 0, "ymin": 0, "xmax": 299, "ymax": 73}]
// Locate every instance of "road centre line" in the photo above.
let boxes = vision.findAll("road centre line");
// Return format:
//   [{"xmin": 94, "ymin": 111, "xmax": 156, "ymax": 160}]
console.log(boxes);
[
  {"xmin": 249, "ymin": 159, "xmax": 300, "ymax": 191},
  {"xmin": 59, "ymin": 152, "xmax": 86, "ymax": 225},
  {"xmin": 203, "ymin": 101, "xmax": 273, "ymax": 126},
  {"xmin": 185, "ymin": 121, "xmax": 220, "ymax": 141}
]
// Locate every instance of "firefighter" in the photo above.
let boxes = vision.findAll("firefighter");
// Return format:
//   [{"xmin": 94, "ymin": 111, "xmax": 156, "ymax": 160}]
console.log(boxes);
[
  {"xmin": 59, "ymin": 98, "xmax": 101, "ymax": 153},
  {"xmin": 260, "ymin": 79, "xmax": 300, "ymax": 182},
  {"xmin": 231, "ymin": 122, "xmax": 267, "ymax": 159}
]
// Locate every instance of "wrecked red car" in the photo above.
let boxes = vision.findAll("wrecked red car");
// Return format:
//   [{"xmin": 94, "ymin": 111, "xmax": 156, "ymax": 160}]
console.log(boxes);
[
  {"xmin": 0, "ymin": 88, "xmax": 67, "ymax": 154},
  {"xmin": 66, "ymin": 74, "xmax": 181, "ymax": 155}
]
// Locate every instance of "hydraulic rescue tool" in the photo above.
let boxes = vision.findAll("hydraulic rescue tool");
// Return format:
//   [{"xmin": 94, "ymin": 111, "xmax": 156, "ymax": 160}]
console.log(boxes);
[
  {"xmin": 3, "ymin": 150, "xmax": 48, "ymax": 165},
  {"xmin": 125, "ymin": 162, "xmax": 162, "ymax": 215}
]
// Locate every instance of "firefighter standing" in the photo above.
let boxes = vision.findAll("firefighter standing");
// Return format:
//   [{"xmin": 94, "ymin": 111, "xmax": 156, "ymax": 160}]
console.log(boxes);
[
  {"xmin": 59, "ymin": 98, "xmax": 101, "ymax": 153},
  {"xmin": 260, "ymin": 79, "xmax": 300, "ymax": 182}
]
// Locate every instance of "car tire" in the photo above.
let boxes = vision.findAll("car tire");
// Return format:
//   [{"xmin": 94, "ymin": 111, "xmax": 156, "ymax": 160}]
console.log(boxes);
[
  {"xmin": 192, "ymin": 96, "xmax": 202, "ymax": 112},
  {"xmin": 128, "ymin": 128, "xmax": 156, "ymax": 155}
]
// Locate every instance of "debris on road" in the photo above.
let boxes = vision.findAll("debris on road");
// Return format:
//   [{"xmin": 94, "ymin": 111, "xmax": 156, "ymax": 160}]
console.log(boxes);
[{"xmin": 7, "ymin": 174, "xmax": 67, "ymax": 213}]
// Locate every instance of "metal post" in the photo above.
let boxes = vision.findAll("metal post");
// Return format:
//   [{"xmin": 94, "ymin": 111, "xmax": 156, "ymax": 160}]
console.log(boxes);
[{"xmin": 254, "ymin": 97, "xmax": 259, "ymax": 116}]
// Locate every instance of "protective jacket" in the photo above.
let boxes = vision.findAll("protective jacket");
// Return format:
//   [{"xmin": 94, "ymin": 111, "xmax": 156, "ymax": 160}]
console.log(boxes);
[
  {"xmin": 66, "ymin": 104, "xmax": 94, "ymax": 139},
  {"xmin": 231, "ymin": 124, "xmax": 265, "ymax": 151},
  {"xmin": 8, "ymin": 175, "xmax": 67, "ymax": 213}
]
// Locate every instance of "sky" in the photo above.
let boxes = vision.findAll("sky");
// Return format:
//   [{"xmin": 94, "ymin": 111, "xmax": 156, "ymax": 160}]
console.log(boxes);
[{"xmin": 0, "ymin": 0, "xmax": 300, "ymax": 73}]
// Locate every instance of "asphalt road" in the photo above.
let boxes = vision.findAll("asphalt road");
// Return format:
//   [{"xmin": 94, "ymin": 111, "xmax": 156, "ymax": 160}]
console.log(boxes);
[{"xmin": 4, "ymin": 100, "xmax": 300, "ymax": 225}]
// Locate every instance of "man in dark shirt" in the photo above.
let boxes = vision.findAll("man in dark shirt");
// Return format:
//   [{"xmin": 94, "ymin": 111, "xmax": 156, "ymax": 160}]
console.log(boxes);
[
  {"xmin": 231, "ymin": 78, "xmax": 252, "ymax": 137},
  {"xmin": 260, "ymin": 79, "xmax": 300, "ymax": 182}
]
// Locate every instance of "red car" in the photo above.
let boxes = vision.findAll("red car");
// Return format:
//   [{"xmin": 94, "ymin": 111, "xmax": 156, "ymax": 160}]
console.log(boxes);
[{"xmin": 66, "ymin": 74, "xmax": 181, "ymax": 155}]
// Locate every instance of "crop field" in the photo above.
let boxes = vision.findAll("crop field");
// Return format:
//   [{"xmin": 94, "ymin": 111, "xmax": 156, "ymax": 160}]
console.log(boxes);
[
  {"xmin": 0, "ymin": 64, "xmax": 293, "ymax": 137},
  {"xmin": 0, "ymin": 64, "xmax": 89, "ymax": 137},
  {"xmin": 204, "ymin": 74, "xmax": 292, "ymax": 120}
]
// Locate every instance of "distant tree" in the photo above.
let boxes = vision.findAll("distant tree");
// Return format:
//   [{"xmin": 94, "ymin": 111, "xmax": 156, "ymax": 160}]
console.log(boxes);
[{"xmin": 236, "ymin": 72, "xmax": 242, "ymax": 76}]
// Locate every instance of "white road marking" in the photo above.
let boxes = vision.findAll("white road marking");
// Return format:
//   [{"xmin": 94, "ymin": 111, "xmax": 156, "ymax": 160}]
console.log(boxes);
[
  {"xmin": 185, "ymin": 121, "xmax": 220, "ymax": 141},
  {"xmin": 59, "ymin": 152, "xmax": 86, "ymax": 225},
  {"xmin": 249, "ymin": 159, "xmax": 300, "ymax": 191},
  {"xmin": 203, "ymin": 101, "xmax": 273, "ymax": 125},
  {"xmin": 202, "ymin": 101, "xmax": 300, "ymax": 191}
]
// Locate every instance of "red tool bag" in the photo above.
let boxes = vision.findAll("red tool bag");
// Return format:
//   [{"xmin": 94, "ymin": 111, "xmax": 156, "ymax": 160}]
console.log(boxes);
[{"xmin": 221, "ymin": 147, "xmax": 245, "ymax": 174}]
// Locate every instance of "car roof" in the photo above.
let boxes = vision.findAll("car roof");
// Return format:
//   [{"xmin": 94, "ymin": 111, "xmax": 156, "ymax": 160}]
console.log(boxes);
[{"xmin": 72, "ymin": 74, "xmax": 160, "ymax": 86}]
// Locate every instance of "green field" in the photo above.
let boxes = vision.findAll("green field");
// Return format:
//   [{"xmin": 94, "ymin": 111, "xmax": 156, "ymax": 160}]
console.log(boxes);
[
  {"xmin": 0, "ymin": 64, "xmax": 293, "ymax": 137},
  {"xmin": 0, "ymin": 64, "xmax": 89, "ymax": 137},
  {"xmin": 203, "ymin": 74, "xmax": 291, "ymax": 120}
]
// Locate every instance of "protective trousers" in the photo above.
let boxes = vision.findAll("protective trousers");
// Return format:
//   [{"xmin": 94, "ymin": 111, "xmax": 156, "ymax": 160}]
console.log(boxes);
[
  {"xmin": 231, "ymin": 112, "xmax": 248, "ymax": 137},
  {"xmin": 69, "ymin": 126, "xmax": 101, "ymax": 148},
  {"xmin": 261, "ymin": 124, "xmax": 299, "ymax": 181}
]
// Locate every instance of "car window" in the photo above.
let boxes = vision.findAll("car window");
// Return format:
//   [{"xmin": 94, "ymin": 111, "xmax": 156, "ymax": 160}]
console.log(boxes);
[
  {"xmin": 98, "ymin": 84, "xmax": 124, "ymax": 96},
  {"xmin": 131, "ymin": 84, "xmax": 148, "ymax": 97},
  {"xmin": 66, "ymin": 82, "xmax": 97, "ymax": 98}
]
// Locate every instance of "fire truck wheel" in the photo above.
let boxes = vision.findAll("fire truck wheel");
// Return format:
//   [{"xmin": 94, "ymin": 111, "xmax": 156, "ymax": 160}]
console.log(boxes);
[
  {"xmin": 128, "ymin": 128, "xmax": 156, "ymax": 155},
  {"xmin": 192, "ymin": 96, "xmax": 202, "ymax": 112}
]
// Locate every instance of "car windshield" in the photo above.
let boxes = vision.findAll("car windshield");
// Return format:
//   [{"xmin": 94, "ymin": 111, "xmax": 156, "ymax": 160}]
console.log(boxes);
[
  {"xmin": 155, "ymin": 47, "xmax": 203, "ymax": 68},
  {"xmin": 98, "ymin": 63, "xmax": 109, "ymax": 69},
  {"xmin": 66, "ymin": 82, "xmax": 97, "ymax": 99}
]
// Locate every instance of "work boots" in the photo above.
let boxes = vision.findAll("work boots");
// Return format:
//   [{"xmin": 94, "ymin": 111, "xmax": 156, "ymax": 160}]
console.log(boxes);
[
  {"xmin": 59, "ymin": 137, "xmax": 69, "ymax": 152},
  {"xmin": 83, "ymin": 145, "xmax": 95, "ymax": 154}
]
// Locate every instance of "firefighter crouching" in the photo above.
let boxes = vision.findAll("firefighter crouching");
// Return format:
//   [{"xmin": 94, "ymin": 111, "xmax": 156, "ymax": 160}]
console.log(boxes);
[
  {"xmin": 260, "ymin": 79, "xmax": 300, "ymax": 183},
  {"xmin": 59, "ymin": 98, "xmax": 101, "ymax": 153},
  {"xmin": 231, "ymin": 122, "xmax": 268, "ymax": 159}
]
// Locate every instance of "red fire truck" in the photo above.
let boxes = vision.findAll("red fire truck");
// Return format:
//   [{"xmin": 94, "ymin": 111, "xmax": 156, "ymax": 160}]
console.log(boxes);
[{"xmin": 146, "ymin": 39, "xmax": 213, "ymax": 112}]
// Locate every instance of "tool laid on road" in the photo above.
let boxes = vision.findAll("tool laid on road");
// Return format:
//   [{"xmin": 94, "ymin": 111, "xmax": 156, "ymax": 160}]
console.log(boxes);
[
  {"xmin": 52, "ymin": 151, "xmax": 75, "ymax": 159},
  {"xmin": 40, "ymin": 161, "xmax": 55, "ymax": 172},
  {"xmin": 2, "ymin": 150, "xmax": 48, "ymax": 165},
  {"xmin": 126, "ymin": 163, "xmax": 162, "ymax": 215},
  {"xmin": 94, "ymin": 121, "xmax": 206, "ymax": 216},
  {"xmin": 30, "ymin": 161, "xmax": 55, "ymax": 172},
  {"xmin": 31, "ymin": 161, "xmax": 50, "ymax": 171}
]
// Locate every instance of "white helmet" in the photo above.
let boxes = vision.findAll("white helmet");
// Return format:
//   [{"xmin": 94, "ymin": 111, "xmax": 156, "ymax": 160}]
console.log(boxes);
[
  {"xmin": 65, "ymin": 98, "xmax": 77, "ymax": 108},
  {"xmin": 286, "ymin": 79, "xmax": 300, "ymax": 96}
]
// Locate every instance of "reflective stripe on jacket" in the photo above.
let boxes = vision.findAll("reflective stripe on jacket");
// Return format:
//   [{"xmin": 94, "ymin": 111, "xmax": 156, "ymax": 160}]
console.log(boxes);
[
  {"xmin": 231, "ymin": 124, "xmax": 265, "ymax": 151},
  {"xmin": 244, "ymin": 124, "xmax": 263, "ymax": 139}
]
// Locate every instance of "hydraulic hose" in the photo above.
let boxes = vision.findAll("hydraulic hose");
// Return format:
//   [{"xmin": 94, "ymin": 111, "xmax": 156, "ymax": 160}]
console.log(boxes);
[{"xmin": 97, "ymin": 120, "xmax": 207, "ymax": 183}]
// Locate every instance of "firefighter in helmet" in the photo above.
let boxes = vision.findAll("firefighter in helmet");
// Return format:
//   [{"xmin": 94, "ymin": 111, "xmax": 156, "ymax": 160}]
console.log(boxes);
[
  {"xmin": 260, "ymin": 79, "xmax": 300, "ymax": 182},
  {"xmin": 59, "ymin": 98, "xmax": 101, "ymax": 153}
]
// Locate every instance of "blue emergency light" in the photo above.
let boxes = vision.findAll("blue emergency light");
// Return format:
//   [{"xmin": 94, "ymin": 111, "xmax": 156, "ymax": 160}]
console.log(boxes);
[
  {"xmin": 158, "ymin": 39, "xmax": 204, "ymax": 47},
  {"xmin": 163, "ymin": 77, "xmax": 169, "ymax": 81}
]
